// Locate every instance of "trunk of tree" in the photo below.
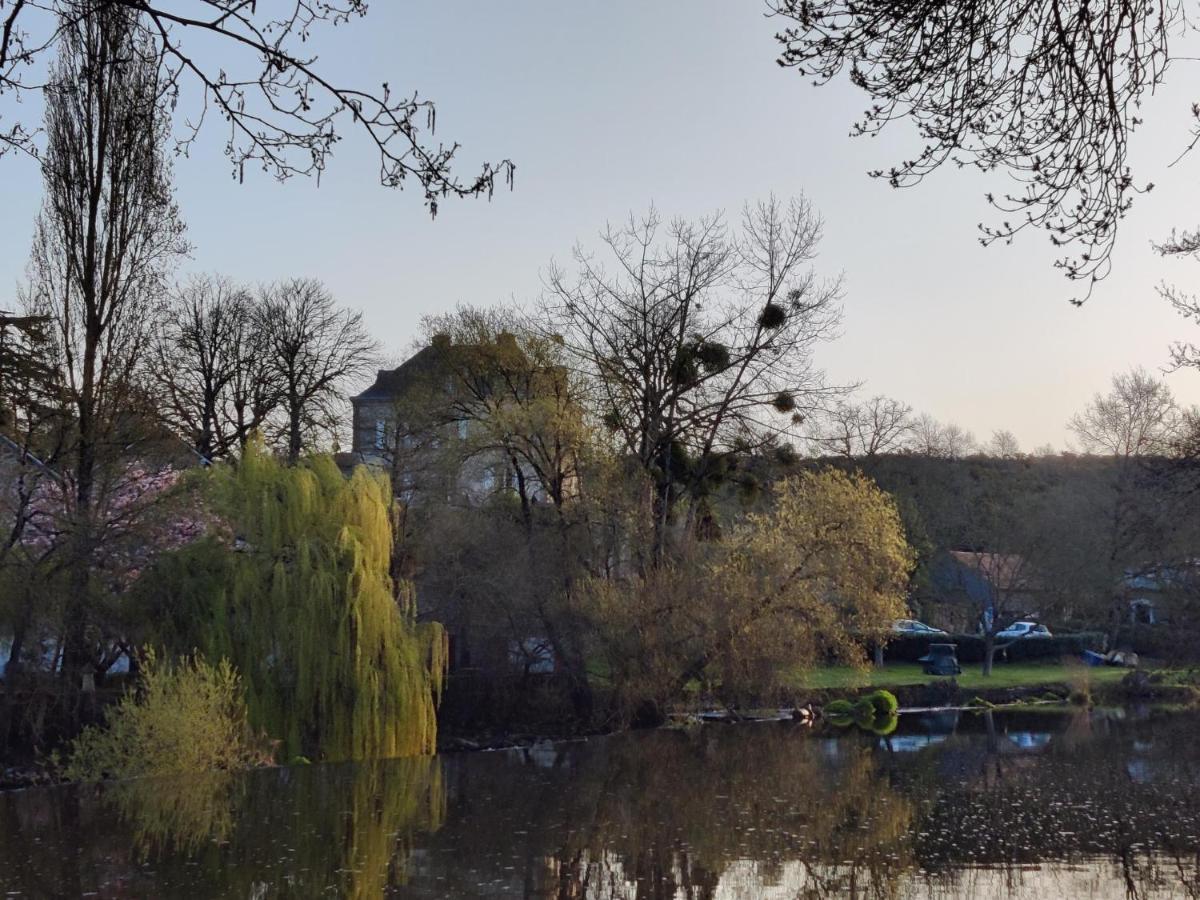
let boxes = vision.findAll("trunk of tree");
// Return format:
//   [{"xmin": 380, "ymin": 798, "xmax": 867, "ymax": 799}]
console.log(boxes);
[
  {"xmin": 287, "ymin": 390, "xmax": 302, "ymax": 463},
  {"xmin": 62, "ymin": 315, "xmax": 100, "ymax": 706},
  {"xmin": 510, "ymin": 452, "xmax": 533, "ymax": 538},
  {"xmin": 1106, "ymin": 600, "xmax": 1125, "ymax": 652},
  {"xmin": 4, "ymin": 613, "xmax": 28, "ymax": 682},
  {"xmin": 981, "ymin": 636, "xmax": 997, "ymax": 677},
  {"xmin": 199, "ymin": 391, "xmax": 217, "ymax": 459},
  {"xmin": 651, "ymin": 475, "xmax": 673, "ymax": 564}
]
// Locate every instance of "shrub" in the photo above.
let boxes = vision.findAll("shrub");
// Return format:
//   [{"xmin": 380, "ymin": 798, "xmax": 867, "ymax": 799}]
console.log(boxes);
[
  {"xmin": 851, "ymin": 697, "xmax": 877, "ymax": 725},
  {"xmin": 864, "ymin": 689, "xmax": 899, "ymax": 717},
  {"xmin": 66, "ymin": 651, "xmax": 269, "ymax": 782},
  {"xmin": 826, "ymin": 694, "xmax": 901, "ymax": 734}
]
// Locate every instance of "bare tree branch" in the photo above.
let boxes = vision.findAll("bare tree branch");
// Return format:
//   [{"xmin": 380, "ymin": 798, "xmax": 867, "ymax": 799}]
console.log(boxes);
[{"xmin": 0, "ymin": 1, "xmax": 514, "ymax": 209}]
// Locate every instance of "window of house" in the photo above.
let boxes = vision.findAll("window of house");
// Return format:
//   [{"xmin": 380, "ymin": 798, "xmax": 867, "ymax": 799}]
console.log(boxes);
[
  {"xmin": 480, "ymin": 468, "xmax": 496, "ymax": 492},
  {"xmin": 457, "ymin": 420, "xmax": 469, "ymax": 440},
  {"xmin": 374, "ymin": 419, "xmax": 387, "ymax": 450}
]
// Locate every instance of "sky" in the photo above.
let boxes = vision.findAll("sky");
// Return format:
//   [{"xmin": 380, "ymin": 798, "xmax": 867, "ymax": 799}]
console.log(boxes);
[{"xmin": 3, "ymin": 1, "xmax": 1200, "ymax": 450}]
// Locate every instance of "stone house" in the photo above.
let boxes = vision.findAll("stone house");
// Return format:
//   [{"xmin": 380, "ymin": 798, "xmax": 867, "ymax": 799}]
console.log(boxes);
[
  {"xmin": 340, "ymin": 340, "xmax": 579, "ymax": 673},
  {"xmin": 340, "ymin": 344, "xmax": 530, "ymax": 505}
]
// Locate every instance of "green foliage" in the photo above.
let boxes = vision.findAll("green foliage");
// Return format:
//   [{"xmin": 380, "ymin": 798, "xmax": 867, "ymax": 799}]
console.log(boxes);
[
  {"xmin": 826, "ymin": 691, "xmax": 900, "ymax": 735},
  {"xmin": 143, "ymin": 441, "xmax": 446, "ymax": 761},
  {"xmin": 851, "ymin": 698, "xmax": 877, "ymax": 724},
  {"xmin": 869, "ymin": 711, "xmax": 899, "ymax": 735},
  {"xmin": 864, "ymin": 689, "xmax": 899, "ymax": 717},
  {"xmin": 66, "ymin": 650, "xmax": 265, "ymax": 782}
]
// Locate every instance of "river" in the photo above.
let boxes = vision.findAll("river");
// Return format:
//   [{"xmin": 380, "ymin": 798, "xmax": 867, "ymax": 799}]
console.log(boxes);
[{"xmin": 3, "ymin": 707, "xmax": 1200, "ymax": 898}]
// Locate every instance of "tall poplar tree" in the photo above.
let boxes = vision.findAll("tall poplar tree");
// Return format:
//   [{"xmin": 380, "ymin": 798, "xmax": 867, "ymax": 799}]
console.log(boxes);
[{"xmin": 25, "ymin": 6, "xmax": 187, "ymax": 698}]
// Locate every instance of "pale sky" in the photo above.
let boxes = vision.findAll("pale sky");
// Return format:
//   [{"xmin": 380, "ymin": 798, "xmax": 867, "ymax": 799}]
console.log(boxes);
[{"xmin": 4, "ymin": 1, "xmax": 1200, "ymax": 450}]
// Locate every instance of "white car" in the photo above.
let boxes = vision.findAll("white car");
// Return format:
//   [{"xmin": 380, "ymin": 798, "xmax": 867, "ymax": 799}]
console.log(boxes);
[
  {"xmin": 892, "ymin": 619, "xmax": 949, "ymax": 637},
  {"xmin": 996, "ymin": 621, "xmax": 1052, "ymax": 640}
]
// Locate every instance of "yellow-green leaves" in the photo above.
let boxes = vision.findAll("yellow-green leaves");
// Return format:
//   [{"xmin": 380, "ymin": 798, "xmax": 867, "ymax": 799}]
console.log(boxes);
[{"xmin": 66, "ymin": 650, "xmax": 266, "ymax": 781}]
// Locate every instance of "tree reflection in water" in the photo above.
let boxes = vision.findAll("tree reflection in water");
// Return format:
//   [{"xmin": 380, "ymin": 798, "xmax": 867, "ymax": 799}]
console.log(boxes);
[
  {"xmin": 5, "ymin": 711, "xmax": 1200, "ymax": 897},
  {"xmin": 0, "ymin": 755, "xmax": 445, "ymax": 897}
]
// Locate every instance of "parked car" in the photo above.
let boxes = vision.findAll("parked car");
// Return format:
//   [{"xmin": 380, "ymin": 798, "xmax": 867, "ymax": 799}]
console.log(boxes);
[
  {"xmin": 892, "ymin": 619, "xmax": 949, "ymax": 637},
  {"xmin": 995, "ymin": 621, "xmax": 1052, "ymax": 640}
]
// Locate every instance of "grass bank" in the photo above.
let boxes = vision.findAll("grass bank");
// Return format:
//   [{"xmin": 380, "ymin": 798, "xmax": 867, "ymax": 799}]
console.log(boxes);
[{"xmin": 791, "ymin": 662, "xmax": 1130, "ymax": 693}]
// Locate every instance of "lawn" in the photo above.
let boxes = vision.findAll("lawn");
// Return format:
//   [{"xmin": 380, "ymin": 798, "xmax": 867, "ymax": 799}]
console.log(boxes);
[{"xmin": 792, "ymin": 661, "xmax": 1131, "ymax": 692}]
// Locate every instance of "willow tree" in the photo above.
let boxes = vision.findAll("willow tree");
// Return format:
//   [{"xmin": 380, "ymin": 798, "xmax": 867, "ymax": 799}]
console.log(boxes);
[{"xmin": 150, "ymin": 442, "xmax": 445, "ymax": 760}]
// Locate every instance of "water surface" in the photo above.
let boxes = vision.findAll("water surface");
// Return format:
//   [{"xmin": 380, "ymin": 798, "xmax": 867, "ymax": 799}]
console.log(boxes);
[{"xmin": 3, "ymin": 707, "xmax": 1200, "ymax": 898}]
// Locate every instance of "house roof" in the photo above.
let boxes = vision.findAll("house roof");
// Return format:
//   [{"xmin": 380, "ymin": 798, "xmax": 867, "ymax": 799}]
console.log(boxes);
[
  {"xmin": 352, "ymin": 345, "xmax": 446, "ymax": 403},
  {"xmin": 947, "ymin": 551, "xmax": 1034, "ymax": 592}
]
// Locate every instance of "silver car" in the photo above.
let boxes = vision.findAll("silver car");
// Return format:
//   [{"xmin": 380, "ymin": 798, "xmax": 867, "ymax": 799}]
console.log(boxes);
[
  {"xmin": 996, "ymin": 621, "xmax": 1052, "ymax": 639},
  {"xmin": 893, "ymin": 619, "xmax": 949, "ymax": 637}
]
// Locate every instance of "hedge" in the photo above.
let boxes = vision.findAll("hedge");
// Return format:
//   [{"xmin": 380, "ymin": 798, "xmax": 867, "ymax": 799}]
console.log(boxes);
[
  {"xmin": 1124, "ymin": 626, "xmax": 1200, "ymax": 664},
  {"xmin": 880, "ymin": 632, "xmax": 1105, "ymax": 665}
]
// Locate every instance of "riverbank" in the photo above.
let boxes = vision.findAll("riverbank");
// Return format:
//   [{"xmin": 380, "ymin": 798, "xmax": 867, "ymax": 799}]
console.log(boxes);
[
  {"xmin": 8, "ymin": 664, "xmax": 1197, "ymax": 789},
  {"xmin": 433, "ymin": 663, "xmax": 1200, "ymax": 754},
  {"xmin": 791, "ymin": 661, "xmax": 1130, "ymax": 691},
  {"xmin": 787, "ymin": 663, "xmax": 1200, "ymax": 710}
]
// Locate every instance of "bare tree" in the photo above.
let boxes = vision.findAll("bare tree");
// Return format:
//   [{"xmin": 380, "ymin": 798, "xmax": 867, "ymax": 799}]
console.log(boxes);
[
  {"xmin": 949, "ymin": 549, "xmax": 1045, "ymax": 677},
  {"xmin": 1064, "ymin": 369, "xmax": 1192, "ymax": 644},
  {"xmin": 1069, "ymin": 368, "xmax": 1180, "ymax": 457},
  {"xmin": 985, "ymin": 430, "xmax": 1022, "ymax": 459},
  {"xmin": 149, "ymin": 274, "xmax": 276, "ymax": 460},
  {"xmin": 259, "ymin": 278, "xmax": 377, "ymax": 463},
  {"xmin": 24, "ymin": 7, "xmax": 188, "ymax": 694},
  {"xmin": 0, "ymin": 2, "xmax": 513, "ymax": 210},
  {"xmin": 807, "ymin": 395, "xmax": 913, "ymax": 458},
  {"xmin": 544, "ymin": 196, "xmax": 844, "ymax": 559},
  {"xmin": 770, "ymin": 0, "xmax": 1174, "ymax": 299},
  {"xmin": 909, "ymin": 414, "xmax": 976, "ymax": 459}
]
